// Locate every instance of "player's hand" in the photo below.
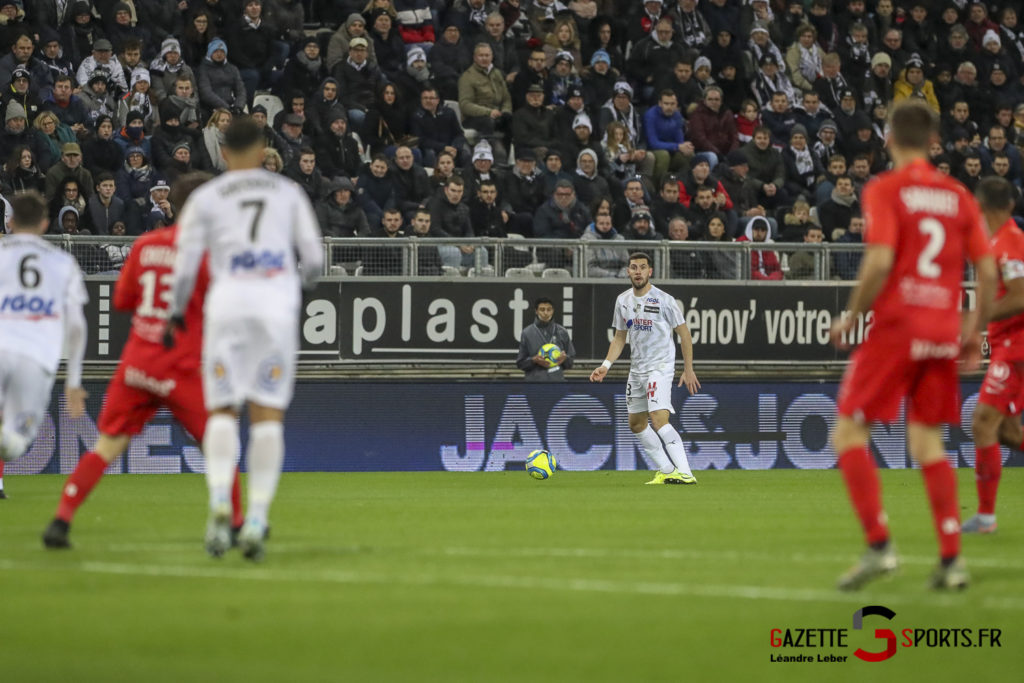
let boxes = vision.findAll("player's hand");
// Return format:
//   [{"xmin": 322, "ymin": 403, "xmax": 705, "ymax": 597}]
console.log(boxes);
[
  {"xmin": 678, "ymin": 368, "xmax": 700, "ymax": 394},
  {"xmin": 163, "ymin": 315, "xmax": 185, "ymax": 349},
  {"xmin": 830, "ymin": 316, "xmax": 855, "ymax": 349},
  {"xmin": 590, "ymin": 365, "xmax": 608, "ymax": 382},
  {"xmin": 66, "ymin": 386, "xmax": 88, "ymax": 418},
  {"xmin": 960, "ymin": 331, "xmax": 983, "ymax": 373}
]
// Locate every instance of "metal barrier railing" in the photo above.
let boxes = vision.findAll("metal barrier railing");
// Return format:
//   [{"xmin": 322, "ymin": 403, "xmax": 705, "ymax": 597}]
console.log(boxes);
[{"xmin": 38, "ymin": 234, "xmax": 875, "ymax": 281}]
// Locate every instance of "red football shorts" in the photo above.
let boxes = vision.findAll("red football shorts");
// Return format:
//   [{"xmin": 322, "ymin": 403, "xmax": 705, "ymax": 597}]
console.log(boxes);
[
  {"xmin": 97, "ymin": 363, "xmax": 206, "ymax": 439},
  {"xmin": 978, "ymin": 350, "xmax": 1024, "ymax": 416},
  {"xmin": 837, "ymin": 336, "xmax": 960, "ymax": 425}
]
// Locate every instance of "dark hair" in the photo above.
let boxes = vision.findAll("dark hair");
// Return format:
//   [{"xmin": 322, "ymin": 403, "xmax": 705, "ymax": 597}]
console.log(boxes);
[
  {"xmin": 412, "ymin": 207, "xmax": 429, "ymax": 218},
  {"xmin": 447, "ymin": 175, "xmax": 465, "ymax": 187},
  {"xmin": 122, "ymin": 38, "xmax": 143, "ymax": 53},
  {"xmin": 628, "ymin": 251, "xmax": 652, "ymax": 266},
  {"xmin": 5, "ymin": 145, "xmax": 31, "ymax": 172},
  {"xmin": 976, "ymin": 176, "xmax": 1015, "ymax": 212},
  {"xmin": 753, "ymin": 125, "xmax": 772, "ymax": 136},
  {"xmin": 54, "ymin": 74, "xmax": 73, "ymax": 86},
  {"xmin": 658, "ymin": 89, "xmax": 677, "ymax": 101},
  {"xmin": 478, "ymin": 179, "xmax": 497, "ymax": 190},
  {"xmin": 95, "ymin": 172, "xmax": 114, "ymax": 185},
  {"xmin": 299, "ymin": 146, "xmax": 316, "ymax": 158},
  {"xmin": 223, "ymin": 117, "xmax": 264, "ymax": 152},
  {"xmin": 10, "ymin": 190, "xmax": 47, "ymax": 228},
  {"xmin": 534, "ymin": 296, "xmax": 553, "ymax": 309},
  {"xmin": 384, "ymin": 207, "xmax": 404, "ymax": 217},
  {"xmin": 169, "ymin": 171, "xmax": 213, "ymax": 210},
  {"xmin": 371, "ymin": 152, "xmax": 388, "ymax": 164},
  {"xmin": 889, "ymin": 100, "xmax": 937, "ymax": 150}
]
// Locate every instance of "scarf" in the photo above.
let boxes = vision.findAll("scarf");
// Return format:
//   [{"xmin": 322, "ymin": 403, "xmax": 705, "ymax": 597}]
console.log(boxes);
[
  {"xmin": 797, "ymin": 44, "xmax": 822, "ymax": 84},
  {"xmin": 244, "ymin": 15, "xmax": 261, "ymax": 29},
  {"xmin": 296, "ymin": 51, "xmax": 322, "ymax": 73},
  {"xmin": 677, "ymin": 10, "xmax": 707, "ymax": 48},
  {"xmin": 830, "ymin": 187, "xmax": 855, "ymax": 207},
  {"xmin": 748, "ymin": 39, "xmax": 786, "ymax": 73},
  {"xmin": 792, "ymin": 146, "xmax": 814, "ymax": 177},
  {"xmin": 347, "ymin": 56, "xmax": 366, "ymax": 71},
  {"xmin": 468, "ymin": 6, "xmax": 488, "ymax": 25},
  {"xmin": 407, "ymin": 62, "xmax": 431, "ymax": 83}
]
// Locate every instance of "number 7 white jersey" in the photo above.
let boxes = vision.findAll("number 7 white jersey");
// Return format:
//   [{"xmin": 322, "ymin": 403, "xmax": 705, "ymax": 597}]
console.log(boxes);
[
  {"xmin": 171, "ymin": 168, "xmax": 324, "ymax": 320},
  {"xmin": 0, "ymin": 233, "xmax": 88, "ymax": 374}
]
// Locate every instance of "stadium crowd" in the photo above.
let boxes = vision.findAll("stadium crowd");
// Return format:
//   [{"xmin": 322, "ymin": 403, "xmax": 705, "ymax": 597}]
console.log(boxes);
[{"xmin": 1, "ymin": 0, "xmax": 1023, "ymax": 277}]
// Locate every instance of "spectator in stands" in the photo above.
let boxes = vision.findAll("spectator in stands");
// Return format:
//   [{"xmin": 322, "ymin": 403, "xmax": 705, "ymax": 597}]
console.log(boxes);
[
  {"xmin": 601, "ymin": 120, "xmax": 646, "ymax": 189},
  {"xmin": 511, "ymin": 82, "xmax": 556, "ymax": 159},
  {"xmin": 163, "ymin": 141, "xmax": 195, "ymax": 183},
  {"xmin": 150, "ymin": 100, "xmax": 191, "ymax": 173},
  {"xmin": 263, "ymin": 147, "xmax": 284, "ymax": 172},
  {"xmin": 458, "ymin": 42, "xmax": 513, "ymax": 161},
  {"xmin": 794, "ymin": 90, "xmax": 830, "ymax": 140},
  {"xmin": 33, "ymin": 110, "xmax": 75, "ymax": 170},
  {"xmin": 317, "ymin": 176, "xmax": 369, "ymax": 237},
  {"xmin": 201, "ymin": 108, "xmax": 231, "ymax": 172},
  {"xmin": 571, "ymin": 148, "xmax": 608, "ymax": 207},
  {"xmin": 847, "ymin": 154, "xmax": 871, "ymax": 194},
  {"xmin": 812, "ymin": 52, "xmax": 849, "ymax": 113},
  {"xmin": 2, "ymin": 65, "xmax": 42, "ymax": 126},
  {"xmin": 703, "ymin": 211, "xmax": 737, "ymax": 278},
  {"xmin": 734, "ymin": 98, "xmax": 760, "ymax": 144},
  {"xmin": 140, "ymin": 178, "xmax": 172, "ymax": 232},
  {"xmin": 225, "ymin": 0, "xmax": 274, "ymax": 103},
  {"xmin": 742, "ymin": 125, "xmax": 787, "ymax": 209},
  {"xmin": 78, "ymin": 69, "xmax": 116, "ymax": 123},
  {"xmin": 82, "ymin": 115, "xmax": 123, "ymax": 176},
  {"xmin": 0, "ymin": 100, "xmax": 41, "ymax": 167},
  {"xmin": 392, "ymin": 144, "xmax": 431, "ymax": 213},
  {"xmin": 505, "ymin": 148, "xmax": 544, "ymax": 236},
  {"xmin": 688, "ymin": 86, "xmax": 738, "ymax": 165},
  {"xmin": 180, "ymin": 10, "xmax": 216, "ymax": 67},
  {"xmin": 363, "ymin": 207, "xmax": 407, "ymax": 276},
  {"xmin": 622, "ymin": 204, "xmax": 659, "ymax": 241},
  {"xmin": 42, "ymin": 75, "xmax": 89, "ymax": 134},
  {"xmin": 782, "ymin": 124, "xmax": 824, "ymax": 198},
  {"xmin": 84, "ymin": 172, "xmax": 132, "ymax": 235},
  {"xmin": 266, "ymin": 0, "xmax": 306, "ymax": 52},
  {"xmin": 430, "ymin": 21, "xmax": 472, "ymax": 102},
  {"xmin": 356, "ymin": 152, "xmax": 395, "ymax": 228},
  {"xmin": 163, "ymin": 74, "xmax": 199, "ymax": 129},
  {"xmin": 534, "ymin": 176, "xmax": 590, "ymax": 270},
  {"xmin": 116, "ymin": 69, "xmax": 156, "ymax": 131},
  {"xmin": 545, "ymin": 50, "xmax": 581, "ymax": 108},
  {"xmin": 861, "ymin": 52, "xmax": 893, "ymax": 109},
  {"xmin": 364, "ymin": 82, "xmax": 414, "ymax": 156},
  {"xmin": 785, "ymin": 24, "xmax": 824, "ymax": 93},
  {"xmin": 285, "ymin": 146, "xmax": 328, "ymax": 202},
  {"xmin": 644, "ymin": 90, "xmax": 692, "ymax": 186},
  {"xmin": 665, "ymin": 217, "xmax": 707, "ymax": 278},
  {"xmin": 368, "ymin": 9, "xmax": 406, "ymax": 82},
  {"xmin": 327, "ymin": 14, "xmax": 375, "ymax": 72},
  {"xmin": 715, "ymin": 149, "xmax": 765, "ymax": 234},
  {"xmin": 777, "ymin": 197, "xmax": 814, "ymax": 242},
  {"xmin": 114, "ymin": 145, "xmax": 160, "ymax": 212},
  {"xmin": 685, "ymin": 185, "xmax": 721, "ymax": 239},
  {"xmin": 651, "ymin": 178, "xmax": 687, "ymax": 237},
  {"xmin": 49, "ymin": 176, "xmax": 85, "ymax": 224},
  {"xmin": 392, "ymin": 46, "xmax": 433, "ymax": 100},
  {"xmin": 581, "ymin": 50, "xmax": 617, "ymax": 116},
  {"xmin": 276, "ymin": 37, "xmax": 328, "ymax": 101},
  {"xmin": 679, "ymin": 157, "xmax": 730, "ymax": 211},
  {"xmin": 149, "ymin": 38, "xmax": 194, "ymax": 102},
  {"xmin": 0, "ymin": 144, "xmax": 43, "ymax": 194},
  {"xmin": 762, "ymin": 90, "xmax": 799, "ymax": 147},
  {"xmin": 816, "ymin": 174, "xmax": 858, "ymax": 236},
  {"xmin": 333, "ymin": 36, "xmax": 383, "ymax": 131},
  {"xmin": 468, "ymin": 177, "xmax": 509, "ymax": 243},
  {"xmin": 751, "ymin": 53, "xmax": 796, "ymax": 108},
  {"xmin": 76, "ymin": 38, "xmax": 127, "ymax": 94},
  {"xmin": 833, "ymin": 212, "xmax": 863, "ymax": 279},
  {"xmin": 627, "ymin": 18, "xmax": 687, "ymax": 100},
  {"xmin": 197, "ymin": 38, "xmax": 246, "ymax": 114},
  {"xmin": 784, "ymin": 224, "xmax": 823, "ymax": 279},
  {"xmin": 106, "ymin": 3, "xmax": 152, "ymax": 58},
  {"xmin": 893, "ymin": 54, "xmax": 939, "ymax": 113},
  {"xmin": 45, "ymin": 141, "xmax": 92, "ymax": 200},
  {"xmin": 612, "ymin": 177, "xmax": 647, "ymax": 227},
  {"xmin": 582, "ymin": 210, "xmax": 627, "ymax": 277},
  {"xmin": 482, "ymin": 12, "xmax": 518, "ymax": 80},
  {"xmin": 958, "ymin": 150, "xmax": 984, "ymax": 192},
  {"xmin": 516, "ymin": 297, "xmax": 575, "ymax": 381},
  {"xmin": 740, "ymin": 215, "xmax": 782, "ymax": 280},
  {"xmin": 318, "ymin": 109, "xmax": 361, "ymax": 180}
]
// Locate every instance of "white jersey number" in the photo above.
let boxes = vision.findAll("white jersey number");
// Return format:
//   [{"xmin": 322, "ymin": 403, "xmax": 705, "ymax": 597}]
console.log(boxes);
[
  {"xmin": 917, "ymin": 217, "xmax": 945, "ymax": 279},
  {"xmin": 136, "ymin": 270, "xmax": 174, "ymax": 319}
]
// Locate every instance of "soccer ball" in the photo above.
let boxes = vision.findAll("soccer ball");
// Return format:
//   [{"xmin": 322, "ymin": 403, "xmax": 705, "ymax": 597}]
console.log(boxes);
[
  {"xmin": 526, "ymin": 450, "xmax": 557, "ymax": 480},
  {"xmin": 539, "ymin": 343, "xmax": 563, "ymax": 364}
]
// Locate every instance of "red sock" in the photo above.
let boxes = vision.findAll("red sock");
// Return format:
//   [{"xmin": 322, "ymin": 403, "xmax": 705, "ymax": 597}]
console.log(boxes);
[
  {"xmin": 838, "ymin": 447, "xmax": 889, "ymax": 546},
  {"xmin": 922, "ymin": 459, "xmax": 961, "ymax": 561},
  {"xmin": 0, "ymin": 458, "xmax": 5, "ymax": 480},
  {"xmin": 55, "ymin": 452, "xmax": 109, "ymax": 523},
  {"xmin": 231, "ymin": 469, "xmax": 244, "ymax": 528},
  {"xmin": 975, "ymin": 444, "xmax": 1002, "ymax": 515}
]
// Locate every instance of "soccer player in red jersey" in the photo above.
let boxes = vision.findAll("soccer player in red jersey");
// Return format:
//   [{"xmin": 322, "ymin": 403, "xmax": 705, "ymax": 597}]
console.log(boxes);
[
  {"xmin": 42, "ymin": 173, "xmax": 243, "ymax": 548},
  {"xmin": 829, "ymin": 101, "xmax": 997, "ymax": 591},
  {"xmin": 964, "ymin": 177, "xmax": 1024, "ymax": 535}
]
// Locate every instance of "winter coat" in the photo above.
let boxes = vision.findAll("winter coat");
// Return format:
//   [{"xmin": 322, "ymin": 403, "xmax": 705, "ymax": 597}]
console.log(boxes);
[
  {"xmin": 687, "ymin": 103, "xmax": 739, "ymax": 157},
  {"xmin": 316, "ymin": 198, "xmax": 370, "ymax": 237},
  {"xmin": 197, "ymin": 57, "xmax": 246, "ymax": 112}
]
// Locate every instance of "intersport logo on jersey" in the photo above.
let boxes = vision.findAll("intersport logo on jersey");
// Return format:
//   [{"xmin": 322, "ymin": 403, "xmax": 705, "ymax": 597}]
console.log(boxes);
[
  {"xmin": 769, "ymin": 606, "xmax": 1003, "ymax": 664},
  {"xmin": 0, "ymin": 294, "xmax": 57, "ymax": 318},
  {"xmin": 229, "ymin": 249, "xmax": 285, "ymax": 274}
]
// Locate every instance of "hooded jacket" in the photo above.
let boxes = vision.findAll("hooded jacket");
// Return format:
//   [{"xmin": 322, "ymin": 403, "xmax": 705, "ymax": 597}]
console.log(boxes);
[{"xmin": 197, "ymin": 39, "xmax": 246, "ymax": 111}]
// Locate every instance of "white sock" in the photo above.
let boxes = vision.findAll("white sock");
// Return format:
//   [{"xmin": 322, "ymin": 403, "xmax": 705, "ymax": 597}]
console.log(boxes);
[
  {"xmin": 0, "ymin": 476, "xmax": 4, "ymax": 490},
  {"xmin": 978, "ymin": 513, "xmax": 996, "ymax": 524},
  {"xmin": 203, "ymin": 414, "xmax": 239, "ymax": 510},
  {"xmin": 657, "ymin": 424, "xmax": 693, "ymax": 476},
  {"xmin": 636, "ymin": 426, "xmax": 675, "ymax": 474},
  {"xmin": 246, "ymin": 421, "xmax": 284, "ymax": 528}
]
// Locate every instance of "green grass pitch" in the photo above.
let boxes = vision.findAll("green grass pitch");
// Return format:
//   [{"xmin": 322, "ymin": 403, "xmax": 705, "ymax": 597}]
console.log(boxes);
[{"xmin": 1, "ymin": 469, "xmax": 1022, "ymax": 683}]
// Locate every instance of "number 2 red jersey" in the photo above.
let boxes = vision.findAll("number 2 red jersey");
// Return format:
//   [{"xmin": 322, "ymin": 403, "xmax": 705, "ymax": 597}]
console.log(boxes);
[
  {"xmin": 987, "ymin": 218, "xmax": 1024, "ymax": 361},
  {"xmin": 862, "ymin": 159, "xmax": 990, "ymax": 344},
  {"xmin": 113, "ymin": 224, "xmax": 208, "ymax": 371}
]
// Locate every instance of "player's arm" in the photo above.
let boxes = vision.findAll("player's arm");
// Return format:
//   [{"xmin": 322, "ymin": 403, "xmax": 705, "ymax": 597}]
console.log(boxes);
[
  {"xmin": 169, "ymin": 197, "xmax": 207, "ymax": 322},
  {"xmin": 293, "ymin": 188, "xmax": 325, "ymax": 289},
  {"xmin": 674, "ymin": 323, "xmax": 700, "ymax": 394},
  {"xmin": 590, "ymin": 329, "xmax": 627, "ymax": 382},
  {"xmin": 830, "ymin": 244, "xmax": 894, "ymax": 348},
  {"xmin": 63, "ymin": 267, "xmax": 89, "ymax": 418},
  {"xmin": 111, "ymin": 240, "xmax": 140, "ymax": 312},
  {"xmin": 991, "ymin": 266, "xmax": 1024, "ymax": 321},
  {"xmin": 961, "ymin": 253, "xmax": 997, "ymax": 371}
]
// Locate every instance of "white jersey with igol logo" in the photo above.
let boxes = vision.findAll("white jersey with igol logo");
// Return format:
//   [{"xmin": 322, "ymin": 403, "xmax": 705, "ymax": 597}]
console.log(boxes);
[
  {"xmin": 612, "ymin": 284, "xmax": 683, "ymax": 375},
  {"xmin": 171, "ymin": 168, "xmax": 323, "ymax": 322},
  {"xmin": 0, "ymin": 233, "xmax": 87, "ymax": 373}
]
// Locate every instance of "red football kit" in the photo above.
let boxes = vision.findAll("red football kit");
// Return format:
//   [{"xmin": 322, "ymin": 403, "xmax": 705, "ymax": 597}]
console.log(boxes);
[
  {"xmin": 97, "ymin": 225, "xmax": 208, "ymax": 437},
  {"xmin": 978, "ymin": 218, "xmax": 1024, "ymax": 415},
  {"xmin": 838, "ymin": 159, "xmax": 990, "ymax": 425}
]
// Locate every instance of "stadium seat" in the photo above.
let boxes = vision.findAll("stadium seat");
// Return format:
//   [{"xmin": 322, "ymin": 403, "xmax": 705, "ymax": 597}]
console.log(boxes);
[
  {"xmin": 353, "ymin": 265, "xmax": 364, "ymax": 276},
  {"xmin": 441, "ymin": 265, "xmax": 463, "ymax": 277},
  {"xmin": 468, "ymin": 265, "xmax": 495, "ymax": 277},
  {"xmin": 446, "ymin": 99, "xmax": 479, "ymax": 146},
  {"xmin": 329, "ymin": 265, "xmax": 347, "ymax": 276},
  {"xmin": 253, "ymin": 92, "xmax": 283, "ymax": 125},
  {"xmin": 541, "ymin": 268, "xmax": 572, "ymax": 279},
  {"xmin": 504, "ymin": 267, "xmax": 535, "ymax": 278}
]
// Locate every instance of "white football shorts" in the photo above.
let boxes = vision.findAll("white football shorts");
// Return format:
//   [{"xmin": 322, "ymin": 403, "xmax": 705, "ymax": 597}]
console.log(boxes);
[
  {"xmin": 0, "ymin": 351, "xmax": 55, "ymax": 446},
  {"xmin": 625, "ymin": 369, "xmax": 676, "ymax": 415},
  {"xmin": 203, "ymin": 314, "xmax": 297, "ymax": 411}
]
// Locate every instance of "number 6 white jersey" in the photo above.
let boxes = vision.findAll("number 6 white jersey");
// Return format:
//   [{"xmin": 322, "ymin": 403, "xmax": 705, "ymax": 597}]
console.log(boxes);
[
  {"xmin": 171, "ymin": 168, "xmax": 324, "ymax": 321},
  {"xmin": 0, "ymin": 233, "xmax": 88, "ymax": 375}
]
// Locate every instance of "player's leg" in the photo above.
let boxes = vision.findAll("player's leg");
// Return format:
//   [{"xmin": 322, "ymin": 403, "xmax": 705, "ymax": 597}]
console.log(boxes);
[
  {"xmin": 966, "ymin": 401, "xmax": 1005, "ymax": 533},
  {"xmin": 907, "ymin": 422, "xmax": 968, "ymax": 590},
  {"xmin": 626, "ymin": 372, "xmax": 678, "ymax": 483},
  {"xmin": 649, "ymin": 402, "xmax": 696, "ymax": 483},
  {"xmin": 237, "ymin": 402, "xmax": 285, "ymax": 560},
  {"xmin": 1, "ymin": 358, "xmax": 57, "ymax": 498},
  {"xmin": 0, "ymin": 459, "xmax": 6, "ymax": 499}
]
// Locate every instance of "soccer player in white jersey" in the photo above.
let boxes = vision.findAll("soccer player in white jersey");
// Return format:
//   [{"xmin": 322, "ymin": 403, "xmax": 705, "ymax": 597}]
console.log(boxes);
[
  {"xmin": 0, "ymin": 191, "xmax": 88, "ymax": 494},
  {"xmin": 169, "ymin": 118, "xmax": 324, "ymax": 560},
  {"xmin": 590, "ymin": 251, "xmax": 700, "ymax": 484}
]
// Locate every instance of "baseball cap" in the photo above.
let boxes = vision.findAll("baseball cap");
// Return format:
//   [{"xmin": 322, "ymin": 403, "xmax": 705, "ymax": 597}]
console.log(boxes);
[
  {"xmin": 349, "ymin": 37, "xmax": 368, "ymax": 49},
  {"xmin": 870, "ymin": 52, "xmax": 891, "ymax": 68},
  {"xmin": 93, "ymin": 38, "xmax": 113, "ymax": 51},
  {"xmin": 283, "ymin": 113, "xmax": 304, "ymax": 126},
  {"xmin": 61, "ymin": 142, "xmax": 82, "ymax": 155},
  {"xmin": 526, "ymin": 83, "xmax": 545, "ymax": 94}
]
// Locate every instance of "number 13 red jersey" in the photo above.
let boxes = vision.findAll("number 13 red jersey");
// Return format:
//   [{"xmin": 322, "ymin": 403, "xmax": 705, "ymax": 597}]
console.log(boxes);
[
  {"xmin": 862, "ymin": 159, "xmax": 990, "ymax": 344},
  {"xmin": 113, "ymin": 224, "xmax": 208, "ymax": 371}
]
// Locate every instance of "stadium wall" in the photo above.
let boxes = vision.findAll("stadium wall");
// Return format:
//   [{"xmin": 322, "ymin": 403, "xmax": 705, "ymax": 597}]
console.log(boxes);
[{"xmin": 8, "ymin": 380, "xmax": 1021, "ymax": 475}]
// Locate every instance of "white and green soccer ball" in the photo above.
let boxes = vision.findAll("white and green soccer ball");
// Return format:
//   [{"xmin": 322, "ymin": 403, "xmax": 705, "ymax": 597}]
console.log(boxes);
[{"xmin": 526, "ymin": 449, "xmax": 557, "ymax": 480}]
